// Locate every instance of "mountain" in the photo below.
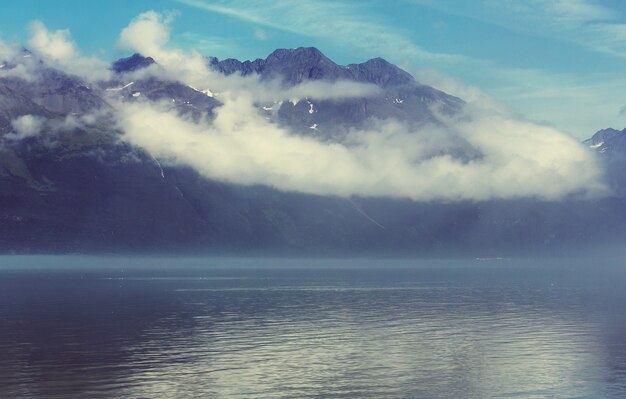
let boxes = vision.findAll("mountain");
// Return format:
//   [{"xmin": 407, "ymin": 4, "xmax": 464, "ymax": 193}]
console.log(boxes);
[
  {"xmin": 0, "ymin": 47, "xmax": 625, "ymax": 255},
  {"xmin": 585, "ymin": 127, "xmax": 626, "ymax": 155},
  {"xmin": 585, "ymin": 127, "xmax": 626, "ymax": 196},
  {"xmin": 106, "ymin": 49, "xmax": 462, "ymax": 140},
  {"xmin": 0, "ymin": 84, "xmax": 52, "ymax": 133},
  {"xmin": 209, "ymin": 47, "xmax": 462, "ymax": 139},
  {"xmin": 111, "ymin": 53, "xmax": 155, "ymax": 73},
  {"xmin": 210, "ymin": 47, "xmax": 416, "ymax": 87},
  {"xmin": 1, "ymin": 68, "xmax": 107, "ymax": 115}
]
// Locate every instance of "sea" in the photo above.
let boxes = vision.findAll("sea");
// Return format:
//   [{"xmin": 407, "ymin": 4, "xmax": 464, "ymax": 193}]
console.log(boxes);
[{"xmin": 0, "ymin": 256, "xmax": 625, "ymax": 399}]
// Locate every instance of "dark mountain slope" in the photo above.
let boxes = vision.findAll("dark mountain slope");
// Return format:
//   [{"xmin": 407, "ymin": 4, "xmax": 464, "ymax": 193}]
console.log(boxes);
[{"xmin": 0, "ymin": 84, "xmax": 52, "ymax": 133}]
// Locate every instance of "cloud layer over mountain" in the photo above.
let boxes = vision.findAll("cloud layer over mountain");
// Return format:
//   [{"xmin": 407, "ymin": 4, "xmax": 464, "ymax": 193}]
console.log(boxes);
[
  {"xmin": 0, "ymin": 11, "xmax": 610, "ymax": 201},
  {"xmin": 112, "ymin": 11, "xmax": 607, "ymax": 201}
]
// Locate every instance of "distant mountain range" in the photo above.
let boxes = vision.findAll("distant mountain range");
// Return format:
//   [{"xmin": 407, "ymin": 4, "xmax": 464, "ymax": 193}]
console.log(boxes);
[{"xmin": 0, "ymin": 47, "xmax": 624, "ymax": 255}]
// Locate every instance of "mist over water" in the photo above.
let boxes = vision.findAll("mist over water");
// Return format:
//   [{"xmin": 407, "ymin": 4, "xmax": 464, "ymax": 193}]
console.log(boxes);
[{"xmin": 1, "ymin": 257, "xmax": 625, "ymax": 398}]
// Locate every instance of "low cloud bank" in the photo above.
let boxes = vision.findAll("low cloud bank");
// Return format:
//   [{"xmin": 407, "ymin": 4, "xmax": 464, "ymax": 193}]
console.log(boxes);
[
  {"xmin": 6, "ymin": 115, "xmax": 44, "ymax": 140},
  {"xmin": 117, "ymin": 97, "xmax": 607, "ymax": 201},
  {"xmin": 0, "ymin": 40, "xmax": 39, "ymax": 81},
  {"xmin": 3, "ymin": 111, "xmax": 110, "ymax": 145}
]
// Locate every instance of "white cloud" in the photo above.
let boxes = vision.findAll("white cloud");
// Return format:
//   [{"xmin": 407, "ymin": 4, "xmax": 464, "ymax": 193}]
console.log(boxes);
[
  {"xmin": 118, "ymin": 10, "xmax": 215, "ymax": 88},
  {"xmin": 415, "ymin": 63, "xmax": 626, "ymax": 139},
  {"xmin": 487, "ymin": 67, "xmax": 626, "ymax": 137},
  {"xmin": 413, "ymin": 68, "xmax": 504, "ymax": 112},
  {"xmin": 283, "ymin": 80, "xmax": 380, "ymax": 101},
  {"xmin": 3, "ymin": 110, "xmax": 113, "ymax": 145},
  {"xmin": 212, "ymin": 78, "xmax": 380, "ymax": 105},
  {"xmin": 0, "ymin": 39, "xmax": 39, "ymax": 81},
  {"xmin": 116, "ymin": 95, "xmax": 607, "ymax": 201},
  {"xmin": 0, "ymin": 63, "xmax": 38, "ymax": 81},
  {"xmin": 0, "ymin": 39, "xmax": 18, "ymax": 62},
  {"xmin": 119, "ymin": 11, "xmax": 177, "ymax": 58},
  {"xmin": 27, "ymin": 20, "xmax": 111, "ymax": 81},
  {"xmin": 116, "ymin": 11, "xmax": 381, "ymax": 102},
  {"xmin": 28, "ymin": 21, "xmax": 76, "ymax": 62},
  {"xmin": 6, "ymin": 115, "xmax": 44, "ymax": 141}
]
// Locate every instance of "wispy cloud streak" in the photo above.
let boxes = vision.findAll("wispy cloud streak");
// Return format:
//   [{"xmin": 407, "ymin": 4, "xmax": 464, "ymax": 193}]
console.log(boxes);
[
  {"xmin": 411, "ymin": 0, "xmax": 626, "ymax": 58},
  {"xmin": 175, "ymin": 0, "xmax": 467, "ymax": 64}
]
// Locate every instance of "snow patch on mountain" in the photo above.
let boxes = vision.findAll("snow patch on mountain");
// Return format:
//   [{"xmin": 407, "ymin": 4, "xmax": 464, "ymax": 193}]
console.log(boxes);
[
  {"xmin": 187, "ymin": 85, "xmax": 215, "ymax": 97},
  {"xmin": 589, "ymin": 141, "xmax": 604, "ymax": 149},
  {"xmin": 106, "ymin": 81, "xmax": 134, "ymax": 91}
]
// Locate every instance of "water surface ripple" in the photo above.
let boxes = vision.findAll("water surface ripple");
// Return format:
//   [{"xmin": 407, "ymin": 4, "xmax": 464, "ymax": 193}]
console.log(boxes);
[{"xmin": 0, "ymin": 257, "xmax": 624, "ymax": 398}]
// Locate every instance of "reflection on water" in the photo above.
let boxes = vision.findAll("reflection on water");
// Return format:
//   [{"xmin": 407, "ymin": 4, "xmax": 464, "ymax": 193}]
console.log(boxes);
[{"xmin": 0, "ymin": 257, "xmax": 625, "ymax": 398}]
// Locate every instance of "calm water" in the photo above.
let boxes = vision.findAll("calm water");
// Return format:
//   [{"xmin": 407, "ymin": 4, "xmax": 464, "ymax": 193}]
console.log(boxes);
[{"xmin": 0, "ymin": 257, "xmax": 625, "ymax": 398}]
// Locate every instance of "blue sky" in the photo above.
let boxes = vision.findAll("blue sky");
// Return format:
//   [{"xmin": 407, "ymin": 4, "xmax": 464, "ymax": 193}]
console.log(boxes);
[{"xmin": 2, "ymin": 0, "xmax": 626, "ymax": 138}]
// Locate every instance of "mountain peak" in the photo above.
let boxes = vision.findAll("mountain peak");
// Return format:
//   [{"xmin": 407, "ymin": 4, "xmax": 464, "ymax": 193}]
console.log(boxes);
[
  {"xmin": 209, "ymin": 47, "xmax": 418, "ymax": 88},
  {"xmin": 112, "ymin": 53, "xmax": 155, "ymax": 74},
  {"xmin": 347, "ymin": 57, "xmax": 415, "ymax": 87},
  {"xmin": 588, "ymin": 127, "xmax": 623, "ymax": 143},
  {"xmin": 262, "ymin": 47, "xmax": 347, "ymax": 85},
  {"xmin": 266, "ymin": 47, "xmax": 325, "ymax": 61}
]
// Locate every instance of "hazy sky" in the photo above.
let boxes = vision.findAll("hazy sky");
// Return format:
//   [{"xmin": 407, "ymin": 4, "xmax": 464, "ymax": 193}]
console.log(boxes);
[{"xmin": 2, "ymin": 0, "xmax": 626, "ymax": 138}]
